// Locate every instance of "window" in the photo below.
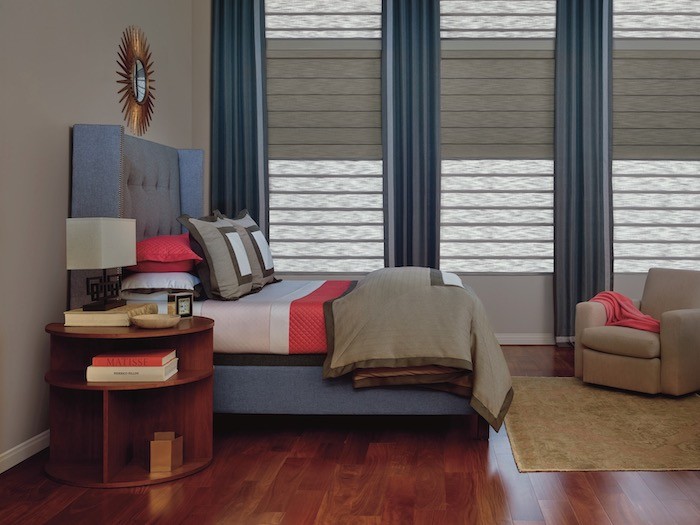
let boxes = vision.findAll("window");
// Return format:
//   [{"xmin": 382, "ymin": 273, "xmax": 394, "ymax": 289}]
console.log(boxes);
[
  {"xmin": 267, "ymin": 160, "xmax": 384, "ymax": 272},
  {"xmin": 265, "ymin": 0, "xmax": 384, "ymax": 273},
  {"xmin": 439, "ymin": 0, "xmax": 556, "ymax": 273},
  {"xmin": 612, "ymin": 0, "xmax": 700, "ymax": 272},
  {"xmin": 441, "ymin": 160, "xmax": 553, "ymax": 272},
  {"xmin": 613, "ymin": 161, "xmax": 700, "ymax": 271},
  {"xmin": 614, "ymin": 0, "xmax": 700, "ymax": 39},
  {"xmin": 265, "ymin": 0, "xmax": 381, "ymax": 39}
]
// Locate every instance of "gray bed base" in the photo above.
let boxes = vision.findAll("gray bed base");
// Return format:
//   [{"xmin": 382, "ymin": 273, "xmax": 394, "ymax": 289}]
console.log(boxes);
[{"xmin": 70, "ymin": 124, "xmax": 479, "ymax": 419}]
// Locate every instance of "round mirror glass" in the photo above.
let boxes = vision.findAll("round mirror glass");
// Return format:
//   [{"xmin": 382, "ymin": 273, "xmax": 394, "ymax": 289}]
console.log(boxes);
[{"xmin": 132, "ymin": 59, "xmax": 147, "ymax": 103}]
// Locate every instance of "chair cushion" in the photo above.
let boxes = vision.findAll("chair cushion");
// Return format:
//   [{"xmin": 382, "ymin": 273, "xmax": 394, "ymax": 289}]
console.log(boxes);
[{"xmin": 581, "ymin": 326, "xmax": 660, "ymax": 359}]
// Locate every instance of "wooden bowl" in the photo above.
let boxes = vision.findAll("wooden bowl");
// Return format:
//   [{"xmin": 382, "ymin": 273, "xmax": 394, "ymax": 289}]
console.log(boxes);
[{"xmin": 132, "ymin": 314, "xmax": 181, "ymax": 329}]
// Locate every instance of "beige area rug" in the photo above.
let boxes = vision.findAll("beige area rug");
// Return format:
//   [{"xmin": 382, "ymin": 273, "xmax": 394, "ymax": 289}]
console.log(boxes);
[{"xmin": 504, "ymin": 377, "xmax": 700, "ymax": 472}]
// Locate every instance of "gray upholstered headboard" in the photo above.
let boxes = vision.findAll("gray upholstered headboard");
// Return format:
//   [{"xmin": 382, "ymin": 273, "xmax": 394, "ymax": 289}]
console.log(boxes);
[{"xmin": 70, "ymin": 124, "xmax": 204, "ymax": 308}]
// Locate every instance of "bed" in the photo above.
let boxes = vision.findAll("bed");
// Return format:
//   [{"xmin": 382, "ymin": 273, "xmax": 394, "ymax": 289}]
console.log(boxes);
[{"xmin": 69, "ymin": 124, "xmax": 512, "ymax": 438}]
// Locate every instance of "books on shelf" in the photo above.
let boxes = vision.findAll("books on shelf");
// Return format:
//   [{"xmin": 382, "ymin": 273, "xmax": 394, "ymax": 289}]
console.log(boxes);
[
  {"xmin": 91, "ymin": 349, "xmax": 176, "ymax": 367},
  {"xmin": 64, "ymin": 303, "xmax": 158, "ymax": 327},
  {"xmin": 86, "ymin": 358, "xmax": 178, "ymax": 382}
]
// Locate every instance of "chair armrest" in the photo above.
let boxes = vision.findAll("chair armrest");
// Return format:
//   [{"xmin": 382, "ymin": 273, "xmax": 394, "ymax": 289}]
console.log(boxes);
[
  {"xmin": 574, "ymin": 301, "xmax": 607, "ymax": 378},
  {"xmin": 660, "ymin": 308, "xmax": 700, "ymax": 395}
]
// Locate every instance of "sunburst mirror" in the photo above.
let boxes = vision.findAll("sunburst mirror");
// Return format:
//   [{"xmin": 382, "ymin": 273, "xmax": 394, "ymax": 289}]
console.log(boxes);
[{"xmin": 116, "ymin": 26, "xmax": 155, "ymax": 136}]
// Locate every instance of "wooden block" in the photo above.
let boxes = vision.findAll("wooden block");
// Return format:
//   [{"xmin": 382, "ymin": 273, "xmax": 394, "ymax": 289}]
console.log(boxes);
[{"xmin": 150, "ymin": 432, "xmax": 183, "ymax": 472}]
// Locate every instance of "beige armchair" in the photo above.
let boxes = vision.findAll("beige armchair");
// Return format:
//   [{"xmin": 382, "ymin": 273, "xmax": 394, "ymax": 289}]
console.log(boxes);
[{"xmin": 575, "ymin": 268, "xmax": 700, "ymax": 395}]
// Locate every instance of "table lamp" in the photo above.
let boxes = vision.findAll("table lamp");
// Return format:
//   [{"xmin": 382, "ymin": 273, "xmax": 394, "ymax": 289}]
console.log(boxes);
[{"xmin": 66, "ymin": 217, "xmax": 136, "ymax": 311}]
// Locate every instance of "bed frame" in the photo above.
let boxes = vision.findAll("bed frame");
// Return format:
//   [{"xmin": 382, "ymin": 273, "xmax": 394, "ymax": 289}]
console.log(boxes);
[{"xmin": 70, "ymin": 124, "xmax": 488, "ymax": 438}]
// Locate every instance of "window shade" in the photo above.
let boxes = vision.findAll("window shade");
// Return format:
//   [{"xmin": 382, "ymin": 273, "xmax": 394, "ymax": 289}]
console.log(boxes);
[
  {"xmin": 265, "ymin": 0, "xmax": 381, "ymax": 39},
  {"xmin": 440, "ymin": 0, "xmax": 556, "ymax": 39},
  {"xmin": 614, "ymin": 0, "xmax": 700, "ymax": 39},
  {"xmin": 613, "ymin": 161, "xmax": 700, "ymax": 272},
  {"xmin": 266, "ymin": 1, "xmax": 384, "ymax": 273},
  {"xmin": 439, "ymin": 1, "xmax": 555, "ymax": 273},
  {"xmin": 612, "ymin": 49, "xmax": 700, "ymax": 162},
  {"xmin": 268, "ymin": 160, "xmax": 384, "ymax": 273},
  {"xmin": 612, "ymin": 1, "xmax": 700, "ymax": 272},
  {"xmin": 441, "ymin": 160, "xmax": 553, "ymax": 272}
]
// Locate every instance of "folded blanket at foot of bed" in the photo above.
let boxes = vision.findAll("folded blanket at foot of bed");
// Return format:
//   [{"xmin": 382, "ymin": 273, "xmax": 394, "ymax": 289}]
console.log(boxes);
[
  {"xmin": 323, "ymin": 266, "xmax": 514, "ymax": 430},
  {"xmin": 352, "ymin": 365, "xmax": 473, "ymax": 397}
]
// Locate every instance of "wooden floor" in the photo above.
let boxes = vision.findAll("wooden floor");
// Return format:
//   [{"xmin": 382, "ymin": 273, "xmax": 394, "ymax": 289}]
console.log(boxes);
[{"xmin": 1, "ymin": 346, "xmax": 698, "ymax": 525}]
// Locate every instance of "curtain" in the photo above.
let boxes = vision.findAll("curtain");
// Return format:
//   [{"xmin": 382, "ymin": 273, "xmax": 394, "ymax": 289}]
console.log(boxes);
[
  {"xmin": 554, "ymin": 0, "xmax": 614, "ymax": 341},
  {"xmin": 211, "ymin": 0, "xmax": 268, "ymax": 231},
  {"xmin": 382, "ymin": 0, "xmax": 441, "ymax": 268}
]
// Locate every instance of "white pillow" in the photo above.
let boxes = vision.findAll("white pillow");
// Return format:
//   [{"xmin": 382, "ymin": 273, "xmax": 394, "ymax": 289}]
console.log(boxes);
[{"xmin": 121, "ymin": 272, "xmax": 200, "ymax": 292}]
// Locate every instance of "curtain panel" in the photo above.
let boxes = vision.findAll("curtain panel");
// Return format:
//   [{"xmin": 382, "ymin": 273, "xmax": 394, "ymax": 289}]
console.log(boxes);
[
  {"xmin": 382, "ymin": 0, "xmax": 441, "ymax": 268},
  {"xmin": 211, "ymin": 0, "xmax": 268, "ymax": 231},
  {"xmin": 554, "ymin": 0, "xmax": 614, "ymax": 341}
]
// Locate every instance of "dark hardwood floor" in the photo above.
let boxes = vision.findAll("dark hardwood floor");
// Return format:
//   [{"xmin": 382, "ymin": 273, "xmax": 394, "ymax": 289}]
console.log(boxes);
[{"xmin": 1, "ymin": 346, "xmax": 698, "ymax": 525}]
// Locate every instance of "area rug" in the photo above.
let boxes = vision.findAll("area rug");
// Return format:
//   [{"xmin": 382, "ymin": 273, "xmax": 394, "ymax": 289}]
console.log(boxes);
[{"xmin": 504, "ymin": 377, "xmax": 700, "ymax": 472}]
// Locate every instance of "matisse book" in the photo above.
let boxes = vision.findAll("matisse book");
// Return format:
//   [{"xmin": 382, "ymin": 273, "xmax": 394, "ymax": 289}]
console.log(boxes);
[
  {"xmin": 91, "ymin": 349, "xmax": 176, "ymax": 367},
  {"xmin": 86, "ymin": 358, "xmax": 178, "ymax": 382}
]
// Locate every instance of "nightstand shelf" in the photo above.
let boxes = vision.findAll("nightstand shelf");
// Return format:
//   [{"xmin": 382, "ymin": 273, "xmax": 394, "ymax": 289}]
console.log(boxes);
[
  {"xmin": 45, "ymin": 369, "xmax": 212, "ymax": 390},
  {"xmin": 44, "ymin": 317, "xmax": 214, "ymax": 488}
]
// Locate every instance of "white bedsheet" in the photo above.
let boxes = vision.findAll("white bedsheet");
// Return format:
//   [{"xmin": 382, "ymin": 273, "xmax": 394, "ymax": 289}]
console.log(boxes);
[
  {"xmin": 194, "ymin": 280, "xmax": 325, "ymax": 354},
  {"xmin": 124, "ymin": 280, "xmax": 326, "ymax": 353}
]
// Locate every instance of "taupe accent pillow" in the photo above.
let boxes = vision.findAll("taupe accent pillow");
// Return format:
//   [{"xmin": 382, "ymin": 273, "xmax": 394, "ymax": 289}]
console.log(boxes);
[
  {"xmin": 177, "ymin": 215, "xmax": 254, "ymax": 300},
  {"xmin": 213, "ymin": 210, "xmax": 276, "ymax": 289}
]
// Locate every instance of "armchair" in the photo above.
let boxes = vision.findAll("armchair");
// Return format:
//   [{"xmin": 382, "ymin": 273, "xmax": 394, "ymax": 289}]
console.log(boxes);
[{"xmin": 575, "ymin": 268, "xmax": 700, "ymax": 395}]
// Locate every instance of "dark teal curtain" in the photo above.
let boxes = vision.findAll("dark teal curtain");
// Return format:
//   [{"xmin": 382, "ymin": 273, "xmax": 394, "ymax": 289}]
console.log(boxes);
[
  {"xmin": 382, "ymin": 0, "xmax": 441, "ymax": 268},
  {"xmin": 554, "ymin": 0, "xmax": 614, "ymax": 340},
  {"xmin": 211, "ymin": 0, "xmax": 268, "ymax": 230}
]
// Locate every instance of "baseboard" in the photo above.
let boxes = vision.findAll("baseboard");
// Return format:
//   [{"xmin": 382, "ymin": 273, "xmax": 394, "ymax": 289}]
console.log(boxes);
[
  {"xmin": 0, "ymin": 430, "xmax": 49, "ymax": 475},
  {"xmin": 496, "ymin": 333, "xmax": 555, "ymax": 345}
]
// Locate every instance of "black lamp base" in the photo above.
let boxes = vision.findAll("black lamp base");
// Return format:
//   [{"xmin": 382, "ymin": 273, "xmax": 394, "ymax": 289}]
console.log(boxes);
[{"xmin": 84, "ymin": 270, "xmax": 125, "ymax": 311}]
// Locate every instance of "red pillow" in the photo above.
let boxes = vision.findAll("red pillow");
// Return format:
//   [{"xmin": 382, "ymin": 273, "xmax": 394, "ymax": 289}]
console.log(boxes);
[{"xmin": 128, "ymin": 233, "xmax": 202, "ymax": 273}]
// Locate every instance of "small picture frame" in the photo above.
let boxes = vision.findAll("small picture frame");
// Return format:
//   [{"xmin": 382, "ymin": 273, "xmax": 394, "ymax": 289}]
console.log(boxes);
[{"xmin": 168, "ymin": 292, "xmax": 193, "ymax": 317}]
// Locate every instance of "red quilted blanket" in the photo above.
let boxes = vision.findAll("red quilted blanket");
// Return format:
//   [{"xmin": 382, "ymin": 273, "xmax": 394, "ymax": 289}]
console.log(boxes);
[{"xmin": 289, "ymin": 280, "xmax": 354, "ymax": 353}]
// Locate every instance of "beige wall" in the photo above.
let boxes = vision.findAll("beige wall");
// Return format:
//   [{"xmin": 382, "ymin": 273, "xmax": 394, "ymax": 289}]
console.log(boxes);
[
  {"xmin": 192, "ymin": 0, "xmax": 212, "ymax": 215},
  {"xmin": 0, "ymin": 0, "xmax": 197, "ymax": 465}
]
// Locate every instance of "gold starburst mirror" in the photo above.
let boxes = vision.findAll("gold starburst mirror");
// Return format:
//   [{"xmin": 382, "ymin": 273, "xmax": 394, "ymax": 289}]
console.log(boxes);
[{"xmin": 116, "ymin": 26, "xmax": 155, "ymax": 136}]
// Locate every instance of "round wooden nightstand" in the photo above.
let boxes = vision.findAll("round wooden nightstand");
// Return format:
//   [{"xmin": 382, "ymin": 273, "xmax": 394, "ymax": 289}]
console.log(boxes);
[{"xmin": 44, "ymin": 316, "xmax": 214, "ymax": 488}]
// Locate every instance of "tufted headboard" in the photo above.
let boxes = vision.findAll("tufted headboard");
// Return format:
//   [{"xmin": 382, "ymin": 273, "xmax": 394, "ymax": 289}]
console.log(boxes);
[{"xmin": 70, "ymin": 124, "xmax": 204, "ymax": 307}]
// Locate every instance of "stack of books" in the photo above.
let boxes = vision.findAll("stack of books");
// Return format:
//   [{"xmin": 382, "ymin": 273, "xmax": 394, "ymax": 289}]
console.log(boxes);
[{"xmin": 86, "ymin": 349, "xmax": 178, "ymax": 382}]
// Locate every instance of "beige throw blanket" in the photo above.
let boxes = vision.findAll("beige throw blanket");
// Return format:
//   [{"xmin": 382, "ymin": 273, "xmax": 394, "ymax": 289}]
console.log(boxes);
[{"xmin": 323, "ymin": 267, "xmax": 513, "ymax": 430}]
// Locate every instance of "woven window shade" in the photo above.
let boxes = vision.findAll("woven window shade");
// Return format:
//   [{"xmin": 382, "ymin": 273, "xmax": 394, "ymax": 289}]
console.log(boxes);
[
  {"xmin": 266, "ymin": 0, "xmax": 384, "ymax": 273},
  {"xmin": 439, "ymin": 0, "xmax": 555, "ymax": 273},
  {"xmin": 612, "ymin": 1, "xmax": 700, "ymax": 272}
]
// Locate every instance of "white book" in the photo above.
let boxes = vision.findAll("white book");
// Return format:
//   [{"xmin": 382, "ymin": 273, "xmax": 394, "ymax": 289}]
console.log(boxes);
[
  {"xmin": 86, "ymin": 358, "xmax": 178, "ymax": 382},
  {"xmin": 64, "ymin": 303, "xmax": 158, "ymax": 327}
]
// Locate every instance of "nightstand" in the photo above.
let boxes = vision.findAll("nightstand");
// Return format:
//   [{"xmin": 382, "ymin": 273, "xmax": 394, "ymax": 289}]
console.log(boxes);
[{"xmin": 44, "ymin": 316, "xmax": 214, "ymax": 488}]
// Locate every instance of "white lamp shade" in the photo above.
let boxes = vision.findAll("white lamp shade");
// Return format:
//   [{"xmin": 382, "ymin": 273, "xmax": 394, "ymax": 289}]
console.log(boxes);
[{"xmin": 66, "ymin": 218, "xmax": 137, "ymax": 270}]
